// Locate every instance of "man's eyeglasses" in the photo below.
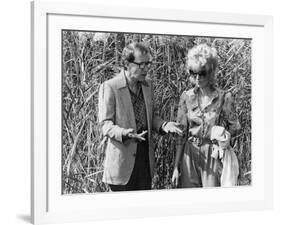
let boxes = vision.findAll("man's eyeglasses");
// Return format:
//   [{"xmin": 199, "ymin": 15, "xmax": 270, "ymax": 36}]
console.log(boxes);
[
  {"xmin": 189, "ymin": 69, "xmax": 208, "ymax": 77},
  {"xmin": 131, "ymin": 61, "xmax": 152, "ymax": 69}
]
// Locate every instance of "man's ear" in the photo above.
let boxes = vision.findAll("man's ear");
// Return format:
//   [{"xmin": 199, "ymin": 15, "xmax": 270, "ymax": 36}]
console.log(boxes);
[{"xmin": 124, "ymin": 60, "xmax": 130, "ymax": 70}]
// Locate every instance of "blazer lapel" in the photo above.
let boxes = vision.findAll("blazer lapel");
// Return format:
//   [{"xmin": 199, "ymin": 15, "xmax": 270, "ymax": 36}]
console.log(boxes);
[
  {"xmin": 116, "ymin": 71, "xmax": 137, "ymax": 130},
  {"xmin": 141, "ymin": 83, "xmax": 152, "ymax": 133}
]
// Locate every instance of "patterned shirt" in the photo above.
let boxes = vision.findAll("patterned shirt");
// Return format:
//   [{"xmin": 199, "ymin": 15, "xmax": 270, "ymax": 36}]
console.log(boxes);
[
  {"xmin": 176, "ymin": 86, "xmax": 241, "ymax": 146},
  {"xmin": 129, "ymin": 85, "xmax": 148, "ymax": 133}
]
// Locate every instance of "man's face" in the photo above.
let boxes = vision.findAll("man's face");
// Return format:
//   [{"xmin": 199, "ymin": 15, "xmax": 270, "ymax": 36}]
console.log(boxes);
[{"xmin": 127, "ymin": 50, "xmax": 152, "ymax": 82}]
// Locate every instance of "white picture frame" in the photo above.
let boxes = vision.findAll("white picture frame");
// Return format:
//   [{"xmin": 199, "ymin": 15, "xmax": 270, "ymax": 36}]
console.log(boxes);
[{"xmin": 31, "ymin": 1, "xmax": 273, "ymax": 224}]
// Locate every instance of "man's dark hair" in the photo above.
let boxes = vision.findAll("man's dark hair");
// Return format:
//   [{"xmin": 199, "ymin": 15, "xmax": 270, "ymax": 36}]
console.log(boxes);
[{"xmin": 121, "ymin": 42, "xmax": 151, "ymax": 68}]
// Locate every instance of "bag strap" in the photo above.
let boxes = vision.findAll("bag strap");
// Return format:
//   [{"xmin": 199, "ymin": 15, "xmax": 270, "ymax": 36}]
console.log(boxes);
[{"xmin": 215, "ymin": 91, "xmax": 226, "ymax": 126}]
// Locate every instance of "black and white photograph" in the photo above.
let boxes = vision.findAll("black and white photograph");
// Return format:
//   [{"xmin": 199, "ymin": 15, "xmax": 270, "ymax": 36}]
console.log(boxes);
[
  {"xmin": 62, "ymin": 31, "xmax": 252, "ymax": 194},
  {"xmin": 1, "ymin": 0, "xmax": 278, "ymax": 224}
]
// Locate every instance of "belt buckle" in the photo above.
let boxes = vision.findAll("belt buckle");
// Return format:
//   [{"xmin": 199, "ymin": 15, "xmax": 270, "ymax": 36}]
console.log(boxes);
[
  {"xmin": 196, "ymin": 137, "xmax": 202, "ymax": 146},
  {"xmin": 189, "ymin": 136, "xmax": 203, "ymax": 146}
]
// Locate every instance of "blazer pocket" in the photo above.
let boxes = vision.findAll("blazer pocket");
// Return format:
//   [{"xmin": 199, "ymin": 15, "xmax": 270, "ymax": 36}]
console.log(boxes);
[{"xmin": 104, "ymin": 142, "xmax": 120, "ymax": 168}]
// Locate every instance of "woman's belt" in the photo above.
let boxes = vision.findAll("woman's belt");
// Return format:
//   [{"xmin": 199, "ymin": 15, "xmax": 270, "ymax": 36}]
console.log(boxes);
[{"xmin": 188, "ymin": 135, "xmax": 214, "ymax": 146}]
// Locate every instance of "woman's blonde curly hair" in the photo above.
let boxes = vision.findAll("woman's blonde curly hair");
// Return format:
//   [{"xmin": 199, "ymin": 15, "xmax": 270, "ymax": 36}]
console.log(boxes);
[{"xmin": 186, "ymin": 44, "xmax": 218, "ymax": 86}]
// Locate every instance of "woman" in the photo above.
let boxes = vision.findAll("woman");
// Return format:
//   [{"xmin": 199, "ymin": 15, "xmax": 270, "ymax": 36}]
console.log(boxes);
[{"xmin": 172, "ymin": 44, "xmax": 241, "ymax": 188}]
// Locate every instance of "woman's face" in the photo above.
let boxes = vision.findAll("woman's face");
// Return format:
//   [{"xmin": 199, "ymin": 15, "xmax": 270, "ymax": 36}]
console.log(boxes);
[{"xmin": 190, "ymin": 67, "xmax": 213, "ymax": 88}]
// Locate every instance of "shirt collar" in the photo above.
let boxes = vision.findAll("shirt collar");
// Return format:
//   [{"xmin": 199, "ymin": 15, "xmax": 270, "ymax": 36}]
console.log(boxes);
[
  {"xmin": 189, "ymin": 86, "xmax": 221, "ymax": 109},
  {"xmin": 123, "ymin": 70, "xmax": 149, "ymax": 88}
]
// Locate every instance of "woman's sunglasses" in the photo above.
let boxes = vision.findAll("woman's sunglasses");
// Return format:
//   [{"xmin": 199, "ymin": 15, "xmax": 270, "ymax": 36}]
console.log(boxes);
[{"xmin": 189, "ymin": 69, "xmax": 207, "ymax": 77}]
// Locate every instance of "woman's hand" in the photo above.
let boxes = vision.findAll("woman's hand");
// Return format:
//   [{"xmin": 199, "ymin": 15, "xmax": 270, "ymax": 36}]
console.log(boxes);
[
  {"xmin": 162, "ymin": 122, "xmax": 183, "ymax": 136},
  {"xmin": 172, "ymin": 167, "xmax": 180, "ymax": 187},
  {"xmin": 210, "ymin": 126, "xmax": 231, "ymax": 149}
]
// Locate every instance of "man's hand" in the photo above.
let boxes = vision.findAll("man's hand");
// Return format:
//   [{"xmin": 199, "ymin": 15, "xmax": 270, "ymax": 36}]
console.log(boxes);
[
  {"xmin": 162, "ymin": 122, "xmax": 183, "ymax": 136},
  {"xmin": 127, "ymin": 130, "xmax": 148, "ymax": 142},
  {"xmin": 122, "ymin": 129, "xmax": 148, "ymax": 142}
]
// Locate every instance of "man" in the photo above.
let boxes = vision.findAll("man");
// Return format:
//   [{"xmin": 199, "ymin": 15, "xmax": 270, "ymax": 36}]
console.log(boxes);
[{"xmin": 98, "ymin": 42, "xmax": 182, "ymax": 191}]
